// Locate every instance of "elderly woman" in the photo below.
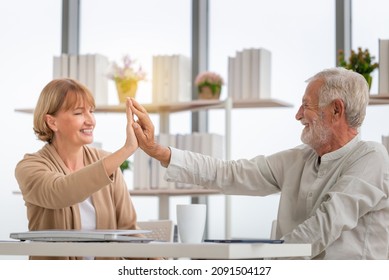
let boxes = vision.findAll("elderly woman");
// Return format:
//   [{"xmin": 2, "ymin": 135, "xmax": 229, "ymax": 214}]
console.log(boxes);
[{"xmin": 15, "ymin": 78, "xmax": 139, "ymax": 260}]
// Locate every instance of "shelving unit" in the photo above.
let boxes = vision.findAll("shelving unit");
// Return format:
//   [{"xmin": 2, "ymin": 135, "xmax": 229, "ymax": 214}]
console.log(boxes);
[
  {"xmin": 129, "ymin": 189, "xmax": 220, "ymax": 219},
  {"xmin": 368, "ymin": 94, "xmax": 389, "ymax": 105},
  {"xmin": 15, "ymin": 98, "xmax": 292, "ymax": 114},
  {"xmin": 14, "ymin": 98, "xmax": 293, "ymax": 225},
  {"xmin": 12, "ymin": 188, "xmax": 221, "ymax": 221},
  {"xmin": 15, "ymin": 94, "xmax": 389, "ymax": 235}
]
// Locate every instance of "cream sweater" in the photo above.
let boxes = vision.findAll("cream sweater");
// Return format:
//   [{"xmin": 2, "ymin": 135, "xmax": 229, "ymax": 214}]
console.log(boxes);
[{"xmin": 15, "ymin": 144, "xmax": 138, "ymax": 260}]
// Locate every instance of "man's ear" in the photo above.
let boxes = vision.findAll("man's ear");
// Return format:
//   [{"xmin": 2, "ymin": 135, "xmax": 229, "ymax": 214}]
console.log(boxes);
[
  {"xmin": 333, "ymin": 99, "xmax": 345, "ymax": 118},
  {"xmin": 45, "ymin": 114, "xmax": 57, "ymax": 131}
]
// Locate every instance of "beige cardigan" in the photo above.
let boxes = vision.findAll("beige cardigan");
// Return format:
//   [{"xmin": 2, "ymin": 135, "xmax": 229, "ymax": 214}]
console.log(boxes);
[{"xmin": 15, "ymin": 144, "xmax": 138, "ymax": 260}]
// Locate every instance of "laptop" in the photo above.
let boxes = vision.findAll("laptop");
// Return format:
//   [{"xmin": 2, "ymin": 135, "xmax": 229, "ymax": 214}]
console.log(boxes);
[
  {"xmin": 10, "ymin": 229, "xmax": 154, "ymax": 243},
  {"xmin": 204, "ymin": 238, "xmax": 284, "ymax": 244}
]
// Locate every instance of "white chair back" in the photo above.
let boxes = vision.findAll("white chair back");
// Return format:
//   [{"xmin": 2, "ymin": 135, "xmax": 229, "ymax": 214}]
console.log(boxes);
[{"xmin": 137, "ymin": 220, "xmax": 174, "ymax": 242}]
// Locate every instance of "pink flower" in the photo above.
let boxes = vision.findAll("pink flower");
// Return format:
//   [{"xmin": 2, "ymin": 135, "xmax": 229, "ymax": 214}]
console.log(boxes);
[
  {"xmin": 107, "ymin": 55, "xmax": 147, "ymax": 81},
  {"xmin": 195, "ymin": 71, "xmax": 224, "ymax": 86}
]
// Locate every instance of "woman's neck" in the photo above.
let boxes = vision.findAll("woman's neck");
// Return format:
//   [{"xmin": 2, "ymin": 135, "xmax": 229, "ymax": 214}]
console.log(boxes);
[{"xmin": 51, "ymin": 141, "xmax": 85, "ymax": 172}]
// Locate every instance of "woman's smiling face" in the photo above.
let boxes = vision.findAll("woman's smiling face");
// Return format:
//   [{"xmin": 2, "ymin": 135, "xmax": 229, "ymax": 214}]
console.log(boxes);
[{"xmin": 46, "ymin": 92, "xmax": 96, "ymax": 148}]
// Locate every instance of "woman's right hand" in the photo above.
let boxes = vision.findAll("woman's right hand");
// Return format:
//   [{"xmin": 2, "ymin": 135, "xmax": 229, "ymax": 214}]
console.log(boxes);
[
  {"xmin": 102, "ymin": 98, "xmax": 139, "ymax": 177},
  {"xmin": 124, "ymin": 97, "xmax": 139, "ymax": 152}
]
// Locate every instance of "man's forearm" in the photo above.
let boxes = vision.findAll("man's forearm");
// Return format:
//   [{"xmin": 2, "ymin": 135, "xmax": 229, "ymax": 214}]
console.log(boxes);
[{"xmin": 149, "ymin": 145, "xmax": 171, "ymax": 168}]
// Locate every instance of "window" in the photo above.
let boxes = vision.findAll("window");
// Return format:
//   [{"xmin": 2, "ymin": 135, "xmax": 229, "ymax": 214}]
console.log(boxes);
[
  {"xmin": 80, "ymin": 0, "xmax": 192, "ymax": 220},
  {"xmin": 352, "ymin": 0, "xmax": 389, "ymax": 151},
  {"xmin": 208, "ymin": 0, "xmax": 335, "ymax": 238},
  {"xmin": 0, "ymin": 0, "xmax": 61, "ymax": 250},
  {"xmin": 80, "ymin": 0, "xmax": 191, "ymax": 105},
  {"xmin": 352, "ymin": 0, "xmax": 389, "ymax": 94}
]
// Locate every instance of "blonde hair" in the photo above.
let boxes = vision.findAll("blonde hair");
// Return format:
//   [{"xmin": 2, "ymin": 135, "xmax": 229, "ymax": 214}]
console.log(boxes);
[{"xmin": 33, "ymin": 78, "xmax": 95, "ymax": 143}]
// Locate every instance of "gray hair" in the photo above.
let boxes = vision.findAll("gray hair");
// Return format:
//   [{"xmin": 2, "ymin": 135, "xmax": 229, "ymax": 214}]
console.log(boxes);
[{"xmin": 306, "ymin": 67, "xmax": 369, "ymax": 128}]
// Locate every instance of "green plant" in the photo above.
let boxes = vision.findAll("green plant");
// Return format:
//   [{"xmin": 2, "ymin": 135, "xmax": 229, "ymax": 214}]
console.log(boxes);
[
  {"xmin": 338, "ymin": 47, "xmax": 379, "ymax": 88},
  {"xmin": 120, "ymin": 159, "xmax": 132, "ymax": 172},
  {"xmin": 194, "ymin": 71, "xmax": 224, "ymax": 95}
]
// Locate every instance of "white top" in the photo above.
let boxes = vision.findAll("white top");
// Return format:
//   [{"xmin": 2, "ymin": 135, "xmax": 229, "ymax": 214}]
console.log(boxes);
[
  {"xmin": 165, "ymin": 135, "xmax": 389, "ymax": 259},
  {"xmin": 79, "ymin": 196, "xmax": 96, "ymax": 230},
  {"xmin": 79, "ymin": 197, "xmax": 96, "ymax": 260}
]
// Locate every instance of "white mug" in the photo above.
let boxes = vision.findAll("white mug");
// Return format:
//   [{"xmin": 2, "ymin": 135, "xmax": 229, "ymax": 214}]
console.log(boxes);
[{"xmin": 176, "ymin": 204, "xmax": 206, "ymax": 243}]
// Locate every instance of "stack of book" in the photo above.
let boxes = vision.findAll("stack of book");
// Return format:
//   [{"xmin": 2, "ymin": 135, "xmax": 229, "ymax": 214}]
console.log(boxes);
[
  {"xmin": 228, "ymin": 48, "xmax": 271, "ymax": 101},
  {"xmin": 133, "ymin": 132, "xmax": 224, "ymax": 190},
  {"xmin": 53, "ymin": 53, "xmax": 109, "ymax": 105},
  {"xmin": 379, "ymin": 39, "xmax": 389, "ymax": 95},
  {"xmin": 152, "ymin": 54, "xmax": 191, "ymax": 104}
]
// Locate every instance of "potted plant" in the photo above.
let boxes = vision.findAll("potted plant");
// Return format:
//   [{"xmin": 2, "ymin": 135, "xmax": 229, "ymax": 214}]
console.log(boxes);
[
  {"xmin": 338, "ymin": 47, "xmax": 379, "ymax": 89},
  {"xmin": 107, "ymin": 55, "xmax": 147, "ymax": 103},
  {"xmin": 194, "ymin": 71, "xmax": 224, "ymax": 99},
  {"xmin": 120, "ymin": 159, "xmax": 132, "ymax": 173}
]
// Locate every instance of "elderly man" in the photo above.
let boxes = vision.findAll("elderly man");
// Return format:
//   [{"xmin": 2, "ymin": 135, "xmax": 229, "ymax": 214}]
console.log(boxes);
[{"xmin": 130, "ymin": 67, "xmax": 389, "ymax": 259}]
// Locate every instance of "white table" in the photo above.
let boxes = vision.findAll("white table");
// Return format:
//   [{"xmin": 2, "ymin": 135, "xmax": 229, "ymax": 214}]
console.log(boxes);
[{"xmin": 0, "ymin": 241, "xmax": 311, "ymax": 259}]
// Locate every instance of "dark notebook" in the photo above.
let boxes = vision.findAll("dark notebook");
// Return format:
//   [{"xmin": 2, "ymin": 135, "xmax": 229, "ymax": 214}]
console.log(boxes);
[{"xmin": 204, "ymin": 238, "xmax": 284, "ymax": 244}]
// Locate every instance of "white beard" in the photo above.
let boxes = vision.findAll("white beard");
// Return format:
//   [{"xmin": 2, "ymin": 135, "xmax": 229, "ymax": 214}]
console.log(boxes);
[{"xmin": 301, "ymin": 117, "xmax": 331, "ymax": 150}]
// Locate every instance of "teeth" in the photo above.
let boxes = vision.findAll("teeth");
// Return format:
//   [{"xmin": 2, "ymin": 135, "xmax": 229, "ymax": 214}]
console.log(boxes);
[{"xmin": 82, "ymin": 129, "xmax": 93, "ymax": 133}]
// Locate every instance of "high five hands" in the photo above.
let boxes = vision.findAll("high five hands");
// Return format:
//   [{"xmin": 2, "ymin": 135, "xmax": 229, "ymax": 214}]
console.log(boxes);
[{"xmin": 130, "ymin": 98, "xmax": 171, "ymax": 167}]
